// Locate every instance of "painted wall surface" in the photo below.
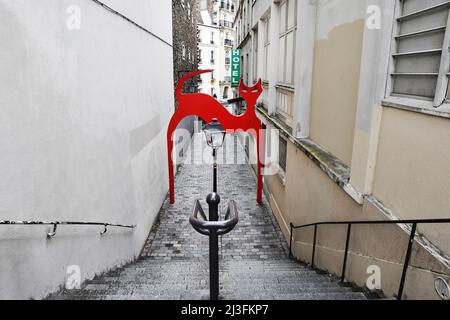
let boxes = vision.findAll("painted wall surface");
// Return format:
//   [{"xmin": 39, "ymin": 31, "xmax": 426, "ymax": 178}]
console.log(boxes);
[
  {"xmin": 373, "ymin": 108, "xmax": 450, "ymax": 256},
  {"xmin": 0, "ymin": 0, "xmax": 173, "ymax": 299},
  {"xmin": 268, "ymin": 136, "xmax": 450, "ymax": 299},
  {"xmin": 309, "ymin": 1, "xmax": 365, "ymax": 166}
]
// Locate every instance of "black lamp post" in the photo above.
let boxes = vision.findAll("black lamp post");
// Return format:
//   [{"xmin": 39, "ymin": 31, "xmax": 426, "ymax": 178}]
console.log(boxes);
[
  {"xmin": 190, "ymin": 119, "xmax": 238, "ymax": 301},
  {"xmin": 204, "ymin": 119, "xmax": 226, "ymax": 194},
  {"xmin": 200, "ymin": 119, "xmax": 226, "ymax": 300}
]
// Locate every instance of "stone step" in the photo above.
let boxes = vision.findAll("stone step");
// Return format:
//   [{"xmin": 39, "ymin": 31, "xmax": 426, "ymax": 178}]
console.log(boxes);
[
  {"xmin": 229, "ymin": 292, "xmax": 367, "ymax": 301},
  {"xmin": 90, "ymin": 280, "xmax": 347, "ymax": 291},
  {"xmin": 92, "ymin": 274, "xmax": 333, "ymax": 287},
  {"xmin": 221, "ymin": 285, "xmax": 353, "ymax": 294},
  {"xmin": 221, "ymin": 280, "xmax": 343, "ymax": 288},
  {"xmin": 114, "ymin": 270, "xmax": 321, "ymax": 279}
]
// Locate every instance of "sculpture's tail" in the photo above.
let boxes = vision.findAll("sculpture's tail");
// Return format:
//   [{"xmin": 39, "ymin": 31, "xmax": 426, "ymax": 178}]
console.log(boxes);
[{"xmin": 176, "ymin": 69, "xmax": 213, "ymax": 102}]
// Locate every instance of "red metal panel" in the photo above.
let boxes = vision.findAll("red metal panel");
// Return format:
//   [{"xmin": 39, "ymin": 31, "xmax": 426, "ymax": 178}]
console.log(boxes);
[{"xmin": 167, "ymin": 70, "xmax": 264, "ymax": 204}]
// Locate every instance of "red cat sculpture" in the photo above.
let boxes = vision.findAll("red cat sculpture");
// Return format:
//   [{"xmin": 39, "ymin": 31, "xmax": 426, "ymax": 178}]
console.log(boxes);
[{"xmin": 167, "ymin": 69, "xmax": 264, "ymax": 204}]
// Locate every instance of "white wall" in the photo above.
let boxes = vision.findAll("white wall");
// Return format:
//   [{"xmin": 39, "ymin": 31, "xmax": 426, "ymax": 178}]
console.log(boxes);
[{"xmin": 0, "ymin": 0, "xmax": 173, "ymax": 299}]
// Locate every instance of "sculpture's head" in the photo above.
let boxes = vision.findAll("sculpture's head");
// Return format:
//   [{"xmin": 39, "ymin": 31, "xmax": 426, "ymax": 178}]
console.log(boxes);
[{"xmin": 238, "ymin": 79, "xmax": 263, "ymax": 105}]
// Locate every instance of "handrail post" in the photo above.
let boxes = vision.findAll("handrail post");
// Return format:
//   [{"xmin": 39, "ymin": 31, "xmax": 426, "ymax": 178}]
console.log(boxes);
[
  {"xmin": 311, "ymin": 224, "xmax": 317, "ymax": 269},
  {"xmin": 341, "ymin": 223, "xmax": 352, "ymax": 283},
  {"xmin": 207, "ymin": 193, "xmax": 220, "ymax": 300},
  {"xmin": 398, "ymin": 222, "xmax": 417, "ymax": 300},
  {"xmin": 289, "ymin": 223, "xmax": 293, "ymax": 259}
]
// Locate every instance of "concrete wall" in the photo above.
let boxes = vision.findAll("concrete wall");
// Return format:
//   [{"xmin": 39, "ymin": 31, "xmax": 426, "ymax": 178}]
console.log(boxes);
[
  {"xmin": 373, "ymin": 107, "xmax": 450, "ymax": 253},
  {"xmin": 0, "ymin": 0, "xmax": 173, "ymax": 299},
  {"xmin": 309, "ymin": 0, "xmax": 366, "ymax": 166},
  {"xmin": 266, "ymin": 133, "xmax": 450, "ymax": 300}
]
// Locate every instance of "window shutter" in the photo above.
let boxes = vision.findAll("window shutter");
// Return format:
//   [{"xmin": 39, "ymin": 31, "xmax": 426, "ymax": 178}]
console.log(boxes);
[
  {"xmin": 391, "ymin": 0, "xmax": 450, "ymax": 100},
  {"xmin": 279, "ymin": 137, "xmax": 287, "ymax": 173}
]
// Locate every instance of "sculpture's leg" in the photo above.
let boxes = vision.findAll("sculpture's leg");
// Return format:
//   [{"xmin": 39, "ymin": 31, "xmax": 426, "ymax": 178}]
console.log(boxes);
[
  {"xmin": 256, "ymin": 127, "xmax": 264, "ymax": 204},
  {"xmin": 167, "ymin": 113, "xmax": 183, "ymax": 204},
  {"xmin": 167, "ymin": 129, "xmax": 175, "ymax": 204}
]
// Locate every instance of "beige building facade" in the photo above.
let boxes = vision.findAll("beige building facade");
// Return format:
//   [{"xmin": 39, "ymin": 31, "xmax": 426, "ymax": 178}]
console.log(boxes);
[{"xmin": 234, "ymin": 0, "xmax": 450, "ymax": 299}]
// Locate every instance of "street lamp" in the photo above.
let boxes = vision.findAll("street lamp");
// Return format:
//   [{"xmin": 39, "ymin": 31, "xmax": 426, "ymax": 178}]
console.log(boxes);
[
  {"xmin": 204, "ymin": 119, "xmax": 226, "ymax": 193},
  {"xmin": 197, "ymin": 118, "xmax": 227, "ymax": 300},
  {"xmin": 190, "ymin": 118, "xmax": 239, "ymax": 300}
]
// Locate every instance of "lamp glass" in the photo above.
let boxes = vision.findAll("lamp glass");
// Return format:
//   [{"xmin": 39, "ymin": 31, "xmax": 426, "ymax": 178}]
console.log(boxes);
[{"xmin": 204, "ymin": 119, "xmax": 226, "ymax": 149}]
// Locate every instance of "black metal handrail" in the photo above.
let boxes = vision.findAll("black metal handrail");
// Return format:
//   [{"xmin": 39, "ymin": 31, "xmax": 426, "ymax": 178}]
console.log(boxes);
[
  {"xmin": 289, "ymin": 218, "xmax": 450, "ymax": 300},
  {"xmin": 1, "ymin": 220, "xmax": 136, "ymax": 238},
  {"xmin": 190, "ymin": 196, "xmax": 239, "ymax": 300},
  {"xmin": 190, "ymin": 200, "xmax": 239, "ymax": 236}
]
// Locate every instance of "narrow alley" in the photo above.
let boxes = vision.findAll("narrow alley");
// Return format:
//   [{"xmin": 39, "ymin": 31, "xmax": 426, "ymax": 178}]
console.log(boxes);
[{"xmin": 50, "ymin": 134, "xmax": 366, "ymax": 300}]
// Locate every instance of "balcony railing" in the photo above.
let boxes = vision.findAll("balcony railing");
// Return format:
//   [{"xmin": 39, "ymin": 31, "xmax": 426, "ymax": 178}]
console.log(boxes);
[
  {"xmin": 275, "ymin": 85, "xmax": 294, "ymax": 127},
  {"xmin": 220, "ymin": 76, "xmax": 231, "ymax": 85},
  {"xmin": 219, "ymin": 20, "xmax": 233, "ymax": 28}
]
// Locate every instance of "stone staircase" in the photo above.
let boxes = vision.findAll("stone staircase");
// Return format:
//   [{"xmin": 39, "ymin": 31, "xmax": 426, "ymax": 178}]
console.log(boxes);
[
  {"xmin": 221, "ymin": 260, "xmax": 366, "ymax": 300},
  {"xmin": 49, "ymin": 135, "xmax": 367, "ymax": 300},
  {"xmin": 51, "ymin": 258, "xmax": 366, "ymax": 300}
]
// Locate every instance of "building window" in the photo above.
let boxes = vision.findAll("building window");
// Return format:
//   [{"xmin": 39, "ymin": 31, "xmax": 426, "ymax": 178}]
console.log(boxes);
[
  {"xmin": 253, "ymin": 30, "xmax": 258, "ymax": 83},
  {"xmin": 187, "ymin": 2, "xmax": 191, "ymax": 19},
  {"xmin": 211, "ymin": 31, "xmax": 215, "ymax": 44},
  {"xmin": 223, "ymin": 86, "xmax": 229, "ymax": 99},
  {"xmin": 263, "ymin": 15, "xmax": 271, "ymax": 81},
  {"xmin": 278, "ymin": 0, "xmax": 297, "ymax": 86},
  {"xmin": 279, "ymin": 136, "xmax": 287, "ymax": 173},
  {"xmin": 243, "ymin": 8, "xmax": 246, "ymax": 34},
  {"xmin": 388, "ymin": 0, "xmax": 450, "ymax": 106},
  {"xmin": 241, "ymin": 55, "xmax": 245, "ymax": 79},
  {"xmin": 246, "ymin": 53, "xmax": 249, "ymax": 83},
  {"xmin": 182, "ymin": 44, "xmax": 186, "ymax": 59},
  {"xmin": 211, "ymin": 50, "xmax": 215, "ymax": 63}
]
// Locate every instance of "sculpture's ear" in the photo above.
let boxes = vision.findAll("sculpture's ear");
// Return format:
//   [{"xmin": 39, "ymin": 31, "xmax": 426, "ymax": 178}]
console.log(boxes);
[
  {"xmin": 256, "ymin": 79, "xmax": 262, "ymax": 91},
  {"xmin": 240, "ymin": 79, "xmax": 249, "ymax": 88}
]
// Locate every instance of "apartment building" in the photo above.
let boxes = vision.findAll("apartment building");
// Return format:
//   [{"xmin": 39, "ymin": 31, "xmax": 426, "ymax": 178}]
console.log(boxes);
[
  {"xmin": 234, "ymin": 0, "xmax": 450, "ymax": 299},
  {"xmin": 173, "ymin": 0, "xmax": 199, "ymax": 165},
  {"xmin": 198, "ymin": 0, "xmax": 237, "ymax": 102}
]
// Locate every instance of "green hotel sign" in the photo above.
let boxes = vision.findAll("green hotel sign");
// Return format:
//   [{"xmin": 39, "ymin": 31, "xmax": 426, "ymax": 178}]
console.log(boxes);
[{"xmin": 231, "ymin": 49, "xmax": 241, "ymax": 87}]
